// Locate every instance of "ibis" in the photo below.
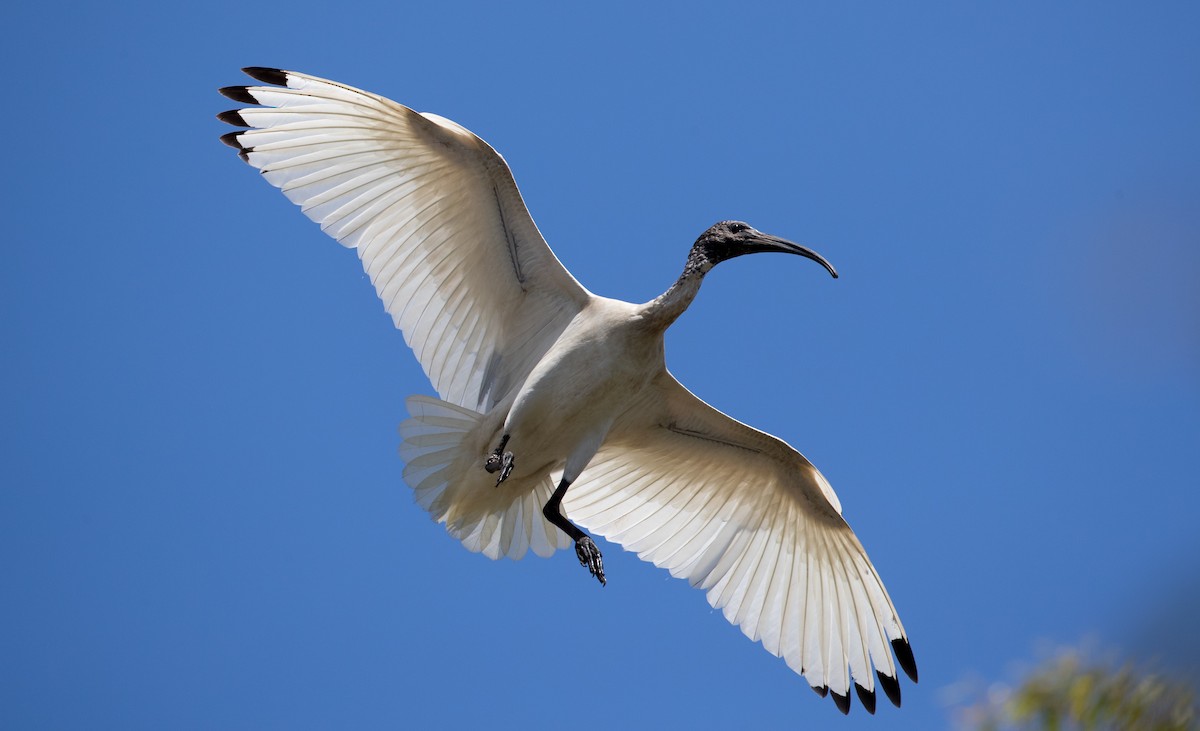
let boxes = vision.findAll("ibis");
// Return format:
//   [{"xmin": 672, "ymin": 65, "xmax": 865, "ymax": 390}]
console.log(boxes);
[{"xmin": 218, "ymin": 67, "xmax": 916, "ymax": 714}]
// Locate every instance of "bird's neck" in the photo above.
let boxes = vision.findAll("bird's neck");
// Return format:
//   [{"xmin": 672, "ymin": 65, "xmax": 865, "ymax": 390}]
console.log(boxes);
[{"xmin": 641, "ymin": 252, "xmax": 711, "ymax": 330}]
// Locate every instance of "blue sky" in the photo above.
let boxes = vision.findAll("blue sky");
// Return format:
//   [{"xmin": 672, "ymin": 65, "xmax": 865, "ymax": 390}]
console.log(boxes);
[{"xmin": 4, "ymin": 2, "xmax": 1198, "ymax": 728}]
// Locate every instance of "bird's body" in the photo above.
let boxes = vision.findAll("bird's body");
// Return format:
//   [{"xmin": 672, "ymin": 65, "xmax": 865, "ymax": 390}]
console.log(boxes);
[
  {"xmin": 429, "ymin": 297, "xmax": 663, "ymax": 542},
  {"xmin": 504, "ymin": 297, "xmax": 661, "ymax": 482},
  {"xmin": 219, "ymin": 67, "xmax": 916, "ymax": 714}
]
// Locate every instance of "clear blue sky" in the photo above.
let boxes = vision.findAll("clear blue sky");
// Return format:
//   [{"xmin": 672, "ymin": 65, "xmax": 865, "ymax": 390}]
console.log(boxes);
[{"xmin": 4, "ymin": 2, "xmax": 1198, "ymax": 728}]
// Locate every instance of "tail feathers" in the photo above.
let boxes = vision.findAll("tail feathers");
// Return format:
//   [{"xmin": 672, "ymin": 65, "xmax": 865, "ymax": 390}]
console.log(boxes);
[
  {"xmin": 455, "ymin": 481, "xmax": 570, "ymax": 559},
  {"xmin": 399, "ymin": 396, "xmax": 480, "ymax": 513},
  {"xmin": 400, "ymin": 395, "xmax": 570, "ymax": 560}
]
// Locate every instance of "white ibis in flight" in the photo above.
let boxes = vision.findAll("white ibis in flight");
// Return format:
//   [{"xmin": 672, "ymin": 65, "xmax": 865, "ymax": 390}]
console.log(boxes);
[{"xmin": 218, "ymin": 67, "xmax": 916, "ymax": 715}]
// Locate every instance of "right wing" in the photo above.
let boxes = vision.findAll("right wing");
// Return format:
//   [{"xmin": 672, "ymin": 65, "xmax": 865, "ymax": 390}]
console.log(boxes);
[
  {"xmin": 564, "ymin": 371, "xmax": 916, "ymax": 713},
  {"xmin": 218, "ymin": 68, "xmax": 591, "ymax": 409}
]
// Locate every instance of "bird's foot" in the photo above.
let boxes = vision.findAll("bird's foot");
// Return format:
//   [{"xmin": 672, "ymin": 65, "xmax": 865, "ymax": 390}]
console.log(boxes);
[
  {"xmin": 485, "ymin": 451, "xmax": 515, "ymax": 485},
  {"xmin": 575, "ymin": 536, "xmax": 606, "ymax": 586}
]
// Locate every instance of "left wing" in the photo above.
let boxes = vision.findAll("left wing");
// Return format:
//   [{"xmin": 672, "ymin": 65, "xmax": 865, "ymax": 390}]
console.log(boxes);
[
  {"xmin": 563, "ymin": 371, "xmax": 916, "ymax": 714},
  {"xmin": 218, "ymin": 68, "xmax": 592, "ymax": 410}
]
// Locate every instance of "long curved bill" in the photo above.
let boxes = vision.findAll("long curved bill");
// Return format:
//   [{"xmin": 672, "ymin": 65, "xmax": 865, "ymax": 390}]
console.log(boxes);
[{"xmin": 748, "ymin": 232, "xmax": 839, "ymax": 279}]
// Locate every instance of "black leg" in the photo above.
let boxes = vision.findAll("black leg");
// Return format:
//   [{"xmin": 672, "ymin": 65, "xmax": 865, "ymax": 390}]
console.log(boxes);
[
  {"xmin": 543, "ymin": 477, "xmax": 605, "ymax": 586},
  {"xmin": 484, "ymin": 435, "xmax": 514, "ymax": 485}
]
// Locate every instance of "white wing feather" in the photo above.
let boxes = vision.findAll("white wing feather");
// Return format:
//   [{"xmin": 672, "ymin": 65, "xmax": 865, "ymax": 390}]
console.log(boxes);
[
  {"xmin": 564, "ymin": 371, "xmax": 913, "ymax": 702},
  {"xmin": 220, "ymin": 68, "xmax": 591, "ymax": 409}
]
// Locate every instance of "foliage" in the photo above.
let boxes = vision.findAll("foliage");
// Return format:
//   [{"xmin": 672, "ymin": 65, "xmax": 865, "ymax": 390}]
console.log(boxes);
[{"xmin": 965, "ymin": 649, "xmax": 1198, "ymax": 731}]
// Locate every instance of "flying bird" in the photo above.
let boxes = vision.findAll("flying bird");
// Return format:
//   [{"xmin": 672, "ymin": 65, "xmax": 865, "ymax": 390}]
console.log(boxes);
[{"xmin": 218, "ymin": 67, "xmax": 916, "ymax": 715}]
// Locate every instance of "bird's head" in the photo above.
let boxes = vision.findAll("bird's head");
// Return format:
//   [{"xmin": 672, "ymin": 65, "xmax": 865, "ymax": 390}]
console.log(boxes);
[{"xmin": 691, "ymin": 220, "xmax": 838, "ymax": 278}]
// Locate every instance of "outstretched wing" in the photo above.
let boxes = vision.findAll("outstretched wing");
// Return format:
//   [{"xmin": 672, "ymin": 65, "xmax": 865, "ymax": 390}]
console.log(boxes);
[
  {"xmin": 218, "ymin": 68, "xmax": 591, "ymax": 410},
  {"xmin": 564, "ymin": 371, "xmax": 916, "ymax": 714}
]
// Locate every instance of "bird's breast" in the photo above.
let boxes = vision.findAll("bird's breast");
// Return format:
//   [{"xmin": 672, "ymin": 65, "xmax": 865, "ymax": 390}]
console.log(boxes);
[{"xmin": 503, "ymin": 307, "xmax": 663, "ymax": 470}]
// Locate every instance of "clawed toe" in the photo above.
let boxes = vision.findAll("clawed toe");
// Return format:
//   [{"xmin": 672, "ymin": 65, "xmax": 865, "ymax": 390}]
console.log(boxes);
[
  {"xmin": 484, "ymin": 435, "xmax": 512, "ymax": 483},
  {"xmin": 485, "ymin": 449, "xmax": 515, "ymax": 485},
  {"xmin": 491, "ymin": 452, "xmax": 514, "ymax": 485},
  {"xmin": 498, "ymin": 452, "xmax": 514, "ymax": 483},
  {"xmin": 576, "ymin": 536, "xmax": 606, "ymax": 586}
]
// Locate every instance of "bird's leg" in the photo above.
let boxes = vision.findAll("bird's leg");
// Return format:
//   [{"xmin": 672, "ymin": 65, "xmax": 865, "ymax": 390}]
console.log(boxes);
[
  {"xmin": 484, "ymin": 434, "xmax": 515, "ymax": 485},
  {"xmin": 543, "ymin": 477, "xmax": 605, "ymax": 586}
]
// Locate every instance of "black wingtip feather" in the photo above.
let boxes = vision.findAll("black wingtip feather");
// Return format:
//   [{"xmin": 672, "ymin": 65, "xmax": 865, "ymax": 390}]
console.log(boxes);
[
  {"xmin": 831, "ymin": 690, "xmax": 851, "ymax": 715},
  {"xmin": 216, "ymin": 110, "xmax": 250, "ymax": 127},
  {"xmin": 892, "ymin": 638, "xmax": 918, "ymax": 683},
  {"xmin": 218, "ymin": 132, "xmax": 252, "ymax": 162},
  {"xmin": 877, "ymin": 670, "xmax": 902, "ymax": 707},
  {"xmin": 811, "ymin": 684, "xmax": 828, "ymax": 698},
  {"xmin": 854, "ymin": 683, "xmax": 876, "ymax": 715},
  {"xmin": 219, "ymin": 131, "xmax": 245, "ymax": 149},
  {"xmin": 219, "ymin": 86, "xmax": 258, "ymax": 104},
  {"xmin": 242, "ymin": 67, "xmax": 289, "ymax": 86}
]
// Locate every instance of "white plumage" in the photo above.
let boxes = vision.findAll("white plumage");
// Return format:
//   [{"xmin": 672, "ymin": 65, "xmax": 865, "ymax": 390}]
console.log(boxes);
[{"xmin": 219, "ymin": 67, "xmax": 916, "ymax": 714}]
